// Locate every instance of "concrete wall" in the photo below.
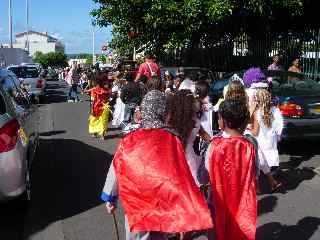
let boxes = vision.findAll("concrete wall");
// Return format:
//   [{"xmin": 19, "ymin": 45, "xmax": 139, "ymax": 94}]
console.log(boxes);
[{"xmin": 0, "ymin": 48, "xmax": 33, "ymax": 67}]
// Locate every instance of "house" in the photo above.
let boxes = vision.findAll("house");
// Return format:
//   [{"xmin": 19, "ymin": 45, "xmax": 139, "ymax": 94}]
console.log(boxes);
[{"xmin": 13, "ymin": 30, "xmax": 65, "ymax": 56}]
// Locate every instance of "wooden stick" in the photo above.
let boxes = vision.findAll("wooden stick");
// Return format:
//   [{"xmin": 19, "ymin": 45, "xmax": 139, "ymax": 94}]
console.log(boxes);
[{"xmin": 112, "ymin": 212, "xmax": 120, "ymax": 240}]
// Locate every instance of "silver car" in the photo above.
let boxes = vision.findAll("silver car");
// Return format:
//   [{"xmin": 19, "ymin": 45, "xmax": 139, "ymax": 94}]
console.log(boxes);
[
  {"xmin": 0, "ymin": 69, "xmax": 39, "ymax": 201},
  {"xmin": 8, "ymin": 65, "xmax": 46, "ymax": 103}
]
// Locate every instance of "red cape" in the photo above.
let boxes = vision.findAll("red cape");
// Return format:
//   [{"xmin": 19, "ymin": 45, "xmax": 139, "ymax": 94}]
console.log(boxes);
[
  {"xmin": 209, "ymin": 136, "xmax": 257, "ymax": 240},
  {"xmin": 90, "ymin": 87, "xmax": 110, "ymax": 117},
  {"xmin": 113, "ymin": 128, "xmax": 213, "ymax": 233}
]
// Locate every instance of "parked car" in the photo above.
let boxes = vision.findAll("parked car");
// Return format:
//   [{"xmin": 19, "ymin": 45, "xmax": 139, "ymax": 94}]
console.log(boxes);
[
  {"xmin": 8, "ymin": 65, "xmax": 46, "ymax": 103},
  {"xmin": 209, "ymin": 70, "xmax": 320, "ymax": 140},
  {"xmin": 0, "ymin": 69, "xmax": 40, "ymax": 202}
]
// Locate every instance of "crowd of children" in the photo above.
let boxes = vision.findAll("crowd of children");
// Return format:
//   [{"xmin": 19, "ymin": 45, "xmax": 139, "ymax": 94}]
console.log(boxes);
[
  {"xmin": 92, "ymin": 56, "xmax": 284, "ymax": 240},
  {"xmin": 61, "ymin": 55, "xmax": 284, "ymax": 239}
]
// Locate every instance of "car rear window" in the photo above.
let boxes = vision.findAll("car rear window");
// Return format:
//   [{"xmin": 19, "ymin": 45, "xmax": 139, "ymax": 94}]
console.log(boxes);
[
  {"xmin": 9, "ymin": 66, "xmax": 39, "ymax": 78},
  {"xmin": 8, "ymin": 67, "xmax": 20, "ymax": 76},
  {"xmin": 21, "ymin": 67, "xmax": 40, "ymax": 78}
]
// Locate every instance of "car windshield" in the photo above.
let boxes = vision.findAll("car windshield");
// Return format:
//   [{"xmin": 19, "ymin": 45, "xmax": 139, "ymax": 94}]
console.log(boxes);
[
  {"xmin": 9, "ymin": 66, "xmax": 39, "ymax": 78},
  {"xmin": 271, "ymin": 78, "xmax": 320, "ymax": 95},
  {"xmin": 266, "ymin": 71, "xmax": 320, "ymax": 95}
]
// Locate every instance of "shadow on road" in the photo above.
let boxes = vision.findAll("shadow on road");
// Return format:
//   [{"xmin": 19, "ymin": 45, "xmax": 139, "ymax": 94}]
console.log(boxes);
[
  {"xmin": 279, "ymin": 139, "xmax": 320, "ymax": 165},
  {"xmin": 257, "ymin": 217, "xmax": 320, "ymax": 240},
  {"xmin": 276, "ymin": 167, "xmax": 316, "ymax": 193},
  {"xmin": 259, "ymin": 139, "xmax": 319, "ymax": 194},
  {"xmin": 0, "ymin": 196, "xmax": 28, "ymax": 240},
  {"xmin": 45, "ymin": 90, "xmax": 68, "ymax": 104},
  {"xmin": 44, "ymin": 81, "xmax": 68, "ymax": 104},
  {"xmin": 258, "ymin": 196, "xmax": 278, "ymax": 216},
  {"xmin": 23, "ymin": 138, "xmax": 113, "ymax": 238}
]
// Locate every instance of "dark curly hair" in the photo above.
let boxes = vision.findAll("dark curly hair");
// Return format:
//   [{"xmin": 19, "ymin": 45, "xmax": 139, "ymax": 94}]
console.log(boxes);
[
  {"xmin": 146, "ymin": 76, "xmax": 164, "ymax": 92},
  {"xmin": 195, "ymin": 81, "xmax": 210, "ymax": 100},
  {"xmin": 219, "ymin": 100, "xmax": 249, "ymax": 132},
  {"xmin": 166, "ymin": 89, "xmax": 197, "ymax": 148}
]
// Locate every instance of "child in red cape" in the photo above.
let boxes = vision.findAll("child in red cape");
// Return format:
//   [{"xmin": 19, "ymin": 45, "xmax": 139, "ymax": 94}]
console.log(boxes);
[
  {"xmin": 206, "ymin": 99, "xmax": 257, "ymax": 240},
  {"xmin": 101, "ymin": 90, "xmax": 213, "ymax": 239}
]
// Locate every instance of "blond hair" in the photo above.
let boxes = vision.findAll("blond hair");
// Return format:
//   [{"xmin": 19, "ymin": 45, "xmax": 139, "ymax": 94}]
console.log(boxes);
[
  {"xmin": 255, "ymin": 89, "xmax": 273, "ymax": 128},
  {"xmin": 225, "ymin": 80, "xmax": 248, "ymax": 104}
]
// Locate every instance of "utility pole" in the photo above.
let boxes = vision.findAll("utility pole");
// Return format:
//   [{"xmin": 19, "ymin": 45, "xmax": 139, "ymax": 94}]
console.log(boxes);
[
  {"xmin": 8, "ymin": 0, "xmax": 13, "ymax": 48},
  {"xmin": 26, "ymin": 0, "xmax": 29, "ymax": 53},
  {"xmin": 92, "ymin": 25, "xmax": 96, "ymax": 65}
]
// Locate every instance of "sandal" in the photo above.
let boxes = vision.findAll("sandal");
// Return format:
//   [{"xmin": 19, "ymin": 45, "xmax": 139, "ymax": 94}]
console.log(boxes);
[{"xmin": 271, "ymin": 182, "xmax": 283, "ymax": 193}]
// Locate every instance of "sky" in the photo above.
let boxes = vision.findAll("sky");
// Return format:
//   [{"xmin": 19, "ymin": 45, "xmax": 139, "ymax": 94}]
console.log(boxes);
[{"xmin": 0, "ymin": 0, "xmax": 112, "ymax": 54}]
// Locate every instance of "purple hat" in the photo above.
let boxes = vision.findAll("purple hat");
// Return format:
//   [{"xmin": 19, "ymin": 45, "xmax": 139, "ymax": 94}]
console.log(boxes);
[{"xmin": 243, "ymin": 68, "xmax": 266, "ymax": 88}]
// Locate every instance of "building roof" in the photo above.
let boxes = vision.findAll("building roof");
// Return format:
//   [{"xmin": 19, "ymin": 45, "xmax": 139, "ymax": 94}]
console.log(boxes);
[{"xmin": 15, "ymin": 30, "xmax": 58, "ymax": 41}]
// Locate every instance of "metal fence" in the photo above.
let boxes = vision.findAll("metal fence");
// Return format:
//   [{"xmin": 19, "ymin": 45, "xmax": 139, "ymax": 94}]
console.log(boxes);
[{"xmin": 159, "ymin": 29, "xmax": 320, "ymax": 80}]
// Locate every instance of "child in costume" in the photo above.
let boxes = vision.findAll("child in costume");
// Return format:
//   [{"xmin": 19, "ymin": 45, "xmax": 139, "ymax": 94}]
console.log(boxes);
[
  {"xmin": 206, "ymin": 99, "xmax": 257, "ymax": 240},
  {"xmin": 196, "ymin": 81, "xmax": 218, "ymax": 138},
  {"xmin": 111, "ymin": 76, "xmax": 126, "ymax": 127},
  {"xmin": 86, "ymin": 74, "xmax": 111, "ymax": 139},
  {"xmin": 243, "ymin": 67, "xmax": 268, "ymax": 107},
  {"xmin": 101, "ymin": 90, "xmax": 213, "ymax": 240},
  {"xmin": 166, "ymin": 89, "xmax": 211, "ymax": 187},
  {"xmin": 250, "ymin": 89, "xmax": 283, "ymax": 192},
  {"xmin": 224, "ymin": 80, "xmax": 280, "ymax": 193}
]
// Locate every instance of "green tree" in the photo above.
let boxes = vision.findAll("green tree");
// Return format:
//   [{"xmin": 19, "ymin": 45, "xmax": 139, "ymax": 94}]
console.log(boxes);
[
  {"xmin": 91, "ymin": 0, "xmax": 305, "ymax": 56},
  {"xmin": 98, "ymin": 55, "xmax": 107, "ymax": 63},
  {"xmin": 34, "ymin": 51, "xmax": 68, "ymax": 68}
]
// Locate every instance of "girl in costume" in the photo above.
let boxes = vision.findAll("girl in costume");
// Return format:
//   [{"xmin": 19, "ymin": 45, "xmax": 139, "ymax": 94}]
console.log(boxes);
[
  {"xmin": 250, "ymin": 89, "xmax": 283, "ymax": 192},
  {"xmin": 242, "ymin": 68, "xmax": 283, "ymax": 192},
  {"xmin": 224, "ymin": 80, "xmax": 281, "ymax": 193},
  {"xmin": 111, "ymin": 74, "xmax": 126, "ymax": 127},
  {"xmin": 86, "ymin": 73, "xmax": 112, "ymax": 139},
  {"xmin": 167, "ymin": 89, "xmax": 210, "ymax": 187}
]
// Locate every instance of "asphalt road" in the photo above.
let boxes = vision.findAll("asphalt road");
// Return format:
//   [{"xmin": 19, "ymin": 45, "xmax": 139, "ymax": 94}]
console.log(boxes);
[{"xmin": 0, "ymin": 80, "xmax": 320, "ymax": 240}]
